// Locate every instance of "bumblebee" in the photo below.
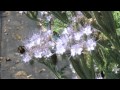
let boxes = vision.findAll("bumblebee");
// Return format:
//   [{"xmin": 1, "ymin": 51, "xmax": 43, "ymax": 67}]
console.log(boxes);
[{"xmin": 17, "ymin": 46, "xmax": 26, "ymax": 54}]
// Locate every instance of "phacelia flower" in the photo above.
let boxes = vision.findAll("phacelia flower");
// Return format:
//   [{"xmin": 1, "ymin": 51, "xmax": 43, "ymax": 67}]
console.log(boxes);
[
  {"xmin": 21, "ymin": 15, "xmax": 97, "ymax": 63},
  {"xmin": 56, "ymin": 45, "xmax": 66, "ymax": 55},
  {"xmin": 71, "ymin": 44, "xmax": 83, "ymax": 57},
  {"xmin": 22, "ymin": 53, "xmax": 32, "ymax": 63},
  {"xmin": 74, "ymin": 31, "xmax": 83, "ymax": 41},
  {"xmin": 86, "ymin": 39, "xmax": 96, "ymax": 51},
  {"xmin": 83, "ymin": 25, "xmax": 92, "ymax": 36},
  {"xmin": 112, "ymin": 64, "xmax": 120, "ymax": 74}
]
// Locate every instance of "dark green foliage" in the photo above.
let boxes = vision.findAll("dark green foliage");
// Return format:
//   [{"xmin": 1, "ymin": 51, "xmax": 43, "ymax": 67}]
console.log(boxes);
[{"xmin": 51, "ymin": 11, "xmax": 69, "ymax": 24}]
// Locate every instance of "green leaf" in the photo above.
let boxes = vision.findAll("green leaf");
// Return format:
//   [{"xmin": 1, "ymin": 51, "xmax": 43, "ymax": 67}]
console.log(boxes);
[
  {"xmin": 50, "ymin": 54, "xmax": 58, "ymax": 65},
  {"xmin": 51, "ymin": 11, "xmax": 69, "ymax": 24},
  {"xmin": 116, "ymin": 28, "xmax": 120, "ymax": 36},
  {"xmin": 80, "ymin": 54, "xmax": 94, "ymax": 79},
  {"xmin": 70, "ymin": 57, "xmax": 87, "ymax": 79},
  {"xmin": 81, "ymin": 11, "xmax": 92, "ymax": 18},
  {"xmin": 25, "ymin": 11, "xmax": 39, "ymax": 21}
]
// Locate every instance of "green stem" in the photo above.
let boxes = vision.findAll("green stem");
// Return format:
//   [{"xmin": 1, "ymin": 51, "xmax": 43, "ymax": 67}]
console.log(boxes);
[{"xmin": 42, "ymin": 61, "xmax": 62, "ymax": 79}]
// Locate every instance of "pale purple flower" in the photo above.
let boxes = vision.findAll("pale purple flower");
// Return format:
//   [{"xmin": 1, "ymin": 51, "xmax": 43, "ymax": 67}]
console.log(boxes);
[
  {"xmin": 46, "ymin": 15, "xmax": 52, "ymax": 22},
  {"xmin": 44, "ymin": 30, "xmax": 53, "ymax": 38},
  {"xmin": 46, "ymin": 52, "xmax": 52, "ymax": 58},
  {"xmin": 24, "ymin": 41, "xmax": 35, "ymax": 50},
  {"xmin": 33, "ymin": 49, "xmax": 42, "ymax": 58},
  {"xmin": 55, "ymin": 35, "xmax": 71, "ymax": 55},
  {"xmin": 71, "ymin": 47, "xmax": 76, "ymax": 57},
  {"xmin": 112, "ymin": 64, "xmax": 120, "ymax": 74},
  {"xmin": 22, "ymin": 53, "xmax": 32, "ymax": 63},
  {"xmin": 62, "ymin": 27, "xmax": 74, "ymax": 35},
  {"xmin": 62, "ymin": 28, "xmax": 69, "ymax": 35},
  {"xmin": 56, "ymin": 39, "xmax": 66, "ymax": 54},
  {"xmin": 56, "ymin": 39, "xmax": 63, "ymax": 45},
  {"xmin": 96, "ymin": 76, "xmax": 103, "ymax": 79},
  {"xmin": 23, "ymin": 33, "xmax": 41, "ymax": 50},
  {"xmin": 77, "ymin": 47, "xmax": 83, "ymax": 55},
  {"xmin": 56, "ymin": 44, "xmax": 66, "ymax": 55},
  {"xmin": 74, "ymin": 31, "xmax": 83, "ymax": 41},
  {"xmin": 71, "ymin": 44, "xmax": 83, "ymax": 56},
  {"xmin": 48, "ymin": 41, "xmax": 55, "ymax": 49},
  {"xmin": 86, "ymin": 39, "xmax": 96, "ymax": 51},
  {"xmin": 43, "ymin": 49, "xmax": 53, "ymax": 58},
  {"xmin": 83, "ymin": 25, "xmax": 92, "ymax": 36},
  {"xmin": 30, "ymin": 34, "xmax": 40, "ymax": 42},
  {"xmin": 60, "ymin": 35, "xmax": 69, "ymax": 45}
]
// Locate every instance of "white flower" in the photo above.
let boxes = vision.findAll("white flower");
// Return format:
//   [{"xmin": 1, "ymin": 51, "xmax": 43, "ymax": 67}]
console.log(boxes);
[
  {"xmin": 56, "ymin": 40, "xmax": 66, "ymax": 54},
  {"xmin": 33, "ymin": 49, "xmax": 42, "ymax": 58},
  {"xmin": 71, "ymin": 48, "xmax": 76, "ymax": 57},
  {"xmin": 55, "ymin": 36, "xmax": 69, "ymax": 55},
  {"xmin": 56, "ymin": 44, "xmax": 66, "ymax": 55},
  {"xmin": 71, "ymin": 44, "xmax": 83, "ymax": 56},
  {"xmin": 44, "ymin": 30, "xmax": 53, "ymax": 39},
  {"xmin": 86, "ymin": 39, "xmax": 96, "ymax": 51},
  {"xmin": 96, "ymin": 73, "xmax": 103, "ymax": 79},
  {"xmin": 46, "ymin": 15, "xmax": 52, "ymax": 21},
  {"xmin": 83, "ymin": 25, "xmax": 92, "ymax": 36},
  {"xmin": 62, "ymin": 28, "xmax": 69, "ymax": 35},
  {"xmin": 48, "ymin": 41, "xmax": 55, "ymax": 49},
  {"xmin": 24, "ymin": 41, "xmax": 35, "ymax": 50},
  {"xmin": 74, "ymin": 31, "xmax": 83, "ymax": 41},
  {"xmin": 43, "ymin": 49, "xmax": 53, "ymax": 58},
  {"xmin": 62, "ymin": 27, "xmax": 73, "ymax": 35},
  {"xmin": 60, "ymin": 35, "xmax": 69, "ymax": 45},
  {"xmin": 23, "ymin": 53, "xmax": 32, "ymax": 63},
  {"xmin": 96, "ymin": 76, "xmax": 103, "ymax": 79},
  {"xmin": 30, "ymin": 34, "xmax": 40, "ymax": 42},
  {"xmin": 23, "ymin": 34, "xmax": 41, "ymax": 50},
  {"xmin": 46, "ymin": 52, "xmax": 52, "ymax": 58},
  {"xmin": 77, "ymin": 47, "xmax": 83, "ymax": 55},
  {"xmin": 112, "ymin": 64, "xmax": 120, "ymax": 74}
]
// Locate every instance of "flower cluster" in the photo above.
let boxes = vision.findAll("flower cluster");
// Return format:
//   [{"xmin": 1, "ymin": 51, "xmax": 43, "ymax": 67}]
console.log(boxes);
[
  {"xmin": 22, "ymin": 30, "xmax": 55, "ymax": 62},
  {"xmin": 21, "ymin": 24, "xmax": 96, "ymax": 63}
]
